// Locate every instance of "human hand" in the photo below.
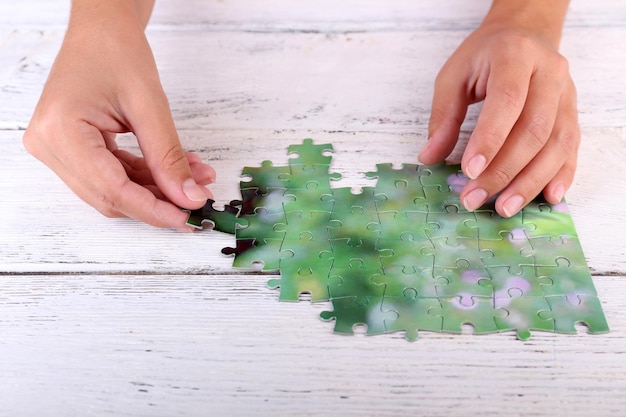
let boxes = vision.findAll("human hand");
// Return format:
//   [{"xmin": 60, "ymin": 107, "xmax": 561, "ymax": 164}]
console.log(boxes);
[
  {"xmin": 23, "ymin": 0, "xmax": 214, "ymax": 230},
  {"xmin": 419, "ymin": 0, "xmax": 579, "ymax": 217}
]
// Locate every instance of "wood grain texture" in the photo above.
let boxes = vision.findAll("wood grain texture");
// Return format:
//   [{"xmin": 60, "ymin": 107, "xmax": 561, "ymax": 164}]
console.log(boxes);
[
  {"xmin": 0, "ymin": 274, "xmax": 625, "ymax": 417},
  {"xmin": 2, "ymin": 128, "xmax": 624, "ymax": 274},
  {"xmin": 1, "ymin": 1, "xmax": 625, "ymax": 416}
]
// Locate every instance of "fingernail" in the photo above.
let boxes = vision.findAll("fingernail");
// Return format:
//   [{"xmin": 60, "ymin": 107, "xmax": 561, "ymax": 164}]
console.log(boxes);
[
  {"xmin": 465, "ymin": 154, "xmax": 487, "ymax": 179},
  {"xmin": 462, "ymin": 188, "xmax": 488, "ymax": 211},
  {"xmin": 417, "ymin": 139, "xmax": 433, "ymax": 165},
  {"xmin": 502, "ymin": 194, "xmax": 525, "ymax": 218},
  {"xmin": 182, "ymin": 178, "xmax": 209, "ymax": 202},
  {"xmin": 553, "ymin": 183, "xmax": 565, "ymax": 202}
]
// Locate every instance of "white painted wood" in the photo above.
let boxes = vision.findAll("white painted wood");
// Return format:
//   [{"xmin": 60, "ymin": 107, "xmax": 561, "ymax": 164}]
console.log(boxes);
[
  {"xmin": 2, "ymin": 0, "xmax": 625, "ymax": 28},
  {"xmin": 0, "ymin": 274, "xmax": 625, "ymax": 417},
  {"xmin": 1, "ymin": 4, "xmax": 626, "ymax": 129},
  {"xmin": 2, "ymin": 128, "xmax": 625, "ymax": 274},
  {"xmin": 1, "ymin": 0, "xmax": 626, "ymax": 415}
]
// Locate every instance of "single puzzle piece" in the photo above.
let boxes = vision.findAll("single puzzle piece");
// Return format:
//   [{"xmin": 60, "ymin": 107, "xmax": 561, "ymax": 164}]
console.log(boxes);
[
  {"xmin": 322, "ymin": 238, "xmax": 390, "ymax": 271},
  {"xmin": 283, "ymin": 183, "xmax": 334, "ymax": 215},
  {"xmin": 418, "ymin": 163, "xmax": 464, "ymax": 189},
  {"xmin": 235, "ymin": 208, "xmax": 287, "ymax": 241},
  {"xmin": 494, "ymin": 295, "xmax": 554, "ymax": 340},
  {"xmin": 434, "ymin": 263, "xmax": 493, "ymax": 301},
  {"xmin": 366, "ymin": 163, "xmax": 427, "ymax": 213},
  {"xmin": 473, "ymin": 209, "xmax": 536, "ymax": 241},
  {"xmin": 366, "ymin": 163, "xmax": 422, "ymax": 189},
  {"xmin": 378, "ymin": 232, "xmax": 436, "ymax": 271},
  {"xmin": 287, "ymin": 166, "xmax": 342, "ymax": 190},
  {"xmin": 374, "ymin": 265, "xmax": 441, "ymax": 298},
  {"xmin": 521, "ymin": 235, "xmax": 588, "ymax": 268},
  {"xmin": 522, "ymin": 200, "xmax": 578, "ymax": 239},
  {"xmin": 222, "ymin": 238, "xmax": 291, "ymax": 270},
  {"xmin": 535, "ymin": 257, "xmax": 597, "ymax": 298},
  {"xmin": 287, "ymin": 139, "xmax": 341, "ymax": 190},
  {"xmin": 426, "ymin": 205, "xmax": 479, "ymax": 241},
  {"xmin": 437, "ymin": 296, "xmax": 500, "ymax": 334},
  {"xmin": 327, "ymin": 187, "xmax": 381, "ymax": 243},
  {"xmin": 484, "ymin": 265, "xmax": 552, "ymax": 298},
  {"xmin": 416, "ymin": 164, "xmax": 469, "ymax": 212},
  {"xmin": 269, "ymin": 231, "xmax": 336, "ymax": 301},
  {"xmin": 240, "ymin": 160, "xmax": 291, "ymax": 193},
  {"xmin": 327, "ymin": 259, "xmax": 386, "ymax": 302},
  {"xmin": 539, "ymin": 294, "xmax": 610, "ymax": 335},
  {"xmin": 320, "ymin": 295, "xmax": 391, "ymax": 336},
  {"xmin": 376, "ymin": 211, "xmax": 434, "ymax": 241},
  {"xmin": 287, "ymin": 138, "xmax": 334, "ymax": 167},
  {"xmin": 185, "ymin": 199, "xmax": 240, "ymax": 233},
  {"xmin": 234, "ymin": 187, "xmax": 288, "ymax": 216},
  {"xmin": 477, "ymin": 230, "xmax": 533, "ymax": 270},
  {"xmin": 267, "ymin": 263, "xmax": 340, "ymax": 302},
  {"xmin": 273, "ymin": 211, "xmax": 332, "ymax": 242},
  {"xmin": 382, "ymin": 289, "xmax": 444, "ymax": 341},
  {"xmin": 428, "ymin": 236, "xmax": 485, "ymax": 270}
]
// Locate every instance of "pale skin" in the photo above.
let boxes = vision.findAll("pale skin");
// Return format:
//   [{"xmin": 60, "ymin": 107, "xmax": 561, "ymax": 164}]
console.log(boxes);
[{"xmin": 24, "ymin": 0, "xmax": 580, "ymax": 229}]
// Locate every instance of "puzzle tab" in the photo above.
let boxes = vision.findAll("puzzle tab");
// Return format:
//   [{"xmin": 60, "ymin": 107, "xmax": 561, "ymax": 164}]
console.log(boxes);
[{"xmin": 187, "ymin": 139, "xmax": 609, "ymax": 341}]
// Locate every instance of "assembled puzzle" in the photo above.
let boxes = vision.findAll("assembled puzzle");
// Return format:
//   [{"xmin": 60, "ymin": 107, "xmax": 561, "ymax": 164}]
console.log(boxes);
[{"xmin": 186, "ymin": 139, "xmax": 609, "ymax": 341}]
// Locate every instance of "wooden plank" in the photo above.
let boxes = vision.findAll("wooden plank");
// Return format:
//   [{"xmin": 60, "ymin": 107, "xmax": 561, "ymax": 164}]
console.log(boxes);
[
  {"xmin": 0, "ymin": 274, "xmax": 624, "ymax": 417},
  {"xmin": 2, "ymin": 128, "xmax": 624, "ymax": 274},
  {"xmin": 1, "ymin": 26, "xmax": 625, "ymax": 130},
  {"xmin": 2, "ymin": 0, "xmax": 625, "ymax": 28}
]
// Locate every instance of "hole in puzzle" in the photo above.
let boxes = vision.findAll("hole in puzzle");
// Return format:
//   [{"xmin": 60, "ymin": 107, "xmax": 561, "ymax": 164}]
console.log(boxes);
[
  {"xmin": 461, "ymin": 323, "xmax": 476, "ymax": 335},
  {"xmin": 298, "ymin": 292, "xmax": 312, "ymax": 302},
  {"xmin": 395, "ymin": 179, "xmax": 408, "ymax": 188},
  {"xmin": 574, "ymin": 322, "xmax": 590, "ymax": 334},
  {"xmin": 250, "ymin": 261, "xmax": 266, "ymax": 271},
  {"xmin": 352, "ymin": 323, "xmax": 368, "ymax": 335}
]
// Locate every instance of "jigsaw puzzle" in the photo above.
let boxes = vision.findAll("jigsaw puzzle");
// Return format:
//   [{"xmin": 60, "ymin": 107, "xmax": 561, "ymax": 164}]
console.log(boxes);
[{"xmin": 187, "ymin": 139, "xmax": 609, "ymax": 341}]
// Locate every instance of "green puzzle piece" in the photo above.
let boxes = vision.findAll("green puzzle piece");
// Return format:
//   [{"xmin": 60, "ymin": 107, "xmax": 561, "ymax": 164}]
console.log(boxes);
[{"xmin": 190, "ymin": 139, "xmax": 609, "ymax": 341}]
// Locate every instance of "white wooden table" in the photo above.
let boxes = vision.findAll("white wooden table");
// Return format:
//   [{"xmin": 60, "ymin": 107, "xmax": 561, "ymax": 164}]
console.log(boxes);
[{"xmin": 2, "ymin": 1, "xmax": 626, "ymax": 416}]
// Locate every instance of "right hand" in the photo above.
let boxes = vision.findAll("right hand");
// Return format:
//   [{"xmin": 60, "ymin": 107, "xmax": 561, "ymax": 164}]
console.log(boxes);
[{"xmin": 23, "ymin": 0, "xmax": 215, "ymax": 230}]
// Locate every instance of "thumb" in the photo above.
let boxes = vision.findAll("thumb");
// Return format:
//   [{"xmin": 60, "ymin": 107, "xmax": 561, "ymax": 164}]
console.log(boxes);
[{"xmin": 130, "ymin": 93, "xmax": 210, "ymax": 210}]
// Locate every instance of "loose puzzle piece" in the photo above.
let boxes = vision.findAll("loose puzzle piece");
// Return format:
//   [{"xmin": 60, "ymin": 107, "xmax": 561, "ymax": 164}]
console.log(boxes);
[
  {"xmin": 185, "ymin": 199, "xmax": 240, "ymax": 233},
  {"xmin": 188, "ymin": 139, "xmax": 609, "ymax": 341}
]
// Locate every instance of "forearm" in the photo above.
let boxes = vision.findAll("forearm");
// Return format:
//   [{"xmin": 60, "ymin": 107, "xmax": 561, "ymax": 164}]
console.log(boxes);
[
  {"xmin": 483, "ymin": 0, "xmax": 570, "ymax": 47},
  {"xmin": 69, "ymin": 0, "xmax": 155, "ymax": 32}
]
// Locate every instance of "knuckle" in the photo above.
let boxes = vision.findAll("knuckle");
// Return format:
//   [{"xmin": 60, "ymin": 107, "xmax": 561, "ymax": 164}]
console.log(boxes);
[
  {"xmin": 23, "ymin": 110, "xmax": 74, "ymax": 159},
  {"xmin": 22, "ymin": 129, "xmax": 39, "ymax": 156},
  {"xmin": 553, "ymin": 129, "xmax": 580, "ymax": 155},
  {"xmin": 94, "ymin": 191, "xmax": 120, "ymax": 218},
  {"xmin": 524, "ymin": 171, "xmax": 547, "ymax": 193},
  {"xmin": 553, "ymin": 53, "xmax": 570, "ymax": 76},
  {"xmin": 158, "ymin": 143, "xmax": 188, "ymax": 172},
  {"xmin": 525, "ymin": 117, "xmax": 552, "ymax": 148},
  {"xmin": 498, "ymin": 83, "xmax": 526, "ymax": 111},
  {"xmin": 476, "ymin": 125, "xmax": 504, "ymax": 151},
  {"xmin": 491, "ymin": 166, "xmax": 515, "ymax": 187}
]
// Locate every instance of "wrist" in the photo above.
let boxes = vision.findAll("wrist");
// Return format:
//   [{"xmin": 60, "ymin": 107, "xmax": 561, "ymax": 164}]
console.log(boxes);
[
  {"xmin": 482, "ymin": 0, "xmax": 570, "ymax": 47},
  {"xmin": 69, "ymin": 0, "xmax": 155, "ymax": 31}
]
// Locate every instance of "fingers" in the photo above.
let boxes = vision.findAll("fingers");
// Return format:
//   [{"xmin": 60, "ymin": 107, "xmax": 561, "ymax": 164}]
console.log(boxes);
[
  {"xmin": 460, "ymin": 53, "xmax": 532, "ymax": 180},
  {"xmin": 461, "ymin": 77, "xmax": 579, "ymax": 217},
  {"xmin": 114, "ymin": 149, "xmax": 215, "ymax": 190},
  {"xmin": 419, "ymin": 59, "xmax": 471, "ymax": 165},
  {"xmin": 123, "ymin": 89, "xmax": 211, "ymax": 210}
]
